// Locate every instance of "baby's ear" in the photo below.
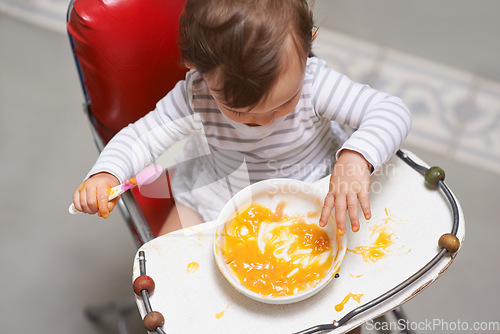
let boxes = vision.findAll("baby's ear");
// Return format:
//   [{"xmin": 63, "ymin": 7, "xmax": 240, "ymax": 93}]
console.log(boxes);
[
  {"xmin": 184, "ymin": 61, "xmax": 196, "ymax": 70},
  {"xmin": 311, "ymin": 30, "xmax": 317, "ymax": 43}
]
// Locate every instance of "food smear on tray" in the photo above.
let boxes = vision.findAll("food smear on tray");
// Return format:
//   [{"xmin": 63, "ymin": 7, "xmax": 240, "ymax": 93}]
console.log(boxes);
[
  {"xmin": 187, "ymin": 262, "xmax": 199, "ymax": 274},
  {"xmin": 347, "ymin": 208, "xmax": 397, "ymax": 263},
  {"xmin": 347, "ymin": 228, "xmax": 394, "ymax": 263},
  {"xmin": 215, "ymin": 304, "xmax": 230, "ymax": 319},
  {"xmin": 220, "ymin": 201, "xmax": 334, "ymax": 297},
  {"xmin": 334, "ymin": 292, "xmax": 364, "ymax": 312}
]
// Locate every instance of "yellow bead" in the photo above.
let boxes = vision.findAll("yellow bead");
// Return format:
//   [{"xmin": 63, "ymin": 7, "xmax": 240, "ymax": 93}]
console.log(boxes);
[{"xmin": 438, "ymin": 233, "xmax": 460, "ymax": 253}]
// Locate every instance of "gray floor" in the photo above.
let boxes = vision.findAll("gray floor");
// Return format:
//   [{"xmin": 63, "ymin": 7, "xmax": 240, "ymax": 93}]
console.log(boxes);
[{"xmin": 1, "ymin": 13, "xmax": 499, "ymax": 334}]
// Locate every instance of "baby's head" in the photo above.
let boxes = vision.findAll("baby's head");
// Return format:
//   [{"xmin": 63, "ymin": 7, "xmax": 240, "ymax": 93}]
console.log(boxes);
[{"xmin": 179, "ymin": 0, "xmax": 315, "ymax": 117}]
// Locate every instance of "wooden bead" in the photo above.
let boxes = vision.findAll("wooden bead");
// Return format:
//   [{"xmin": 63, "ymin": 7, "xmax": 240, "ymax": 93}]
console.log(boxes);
[
  {"xmin": 143, "ymin": 311, "xmax": 165, "ymax": 331},
  {"xmin": 439, "ymin": 233, "xmax": 460, "ymax": 253},
  {"xmin": 133, "ymin": 275, "xmax": 155, "ymax": 296},
  {"xmin": 425, "ymin": 166, "xmax": 445, "ymax": 187}
]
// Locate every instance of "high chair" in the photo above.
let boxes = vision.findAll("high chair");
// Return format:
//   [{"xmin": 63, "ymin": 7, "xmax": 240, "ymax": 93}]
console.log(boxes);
[{"xmin": 66, "ymin": 0, "xmax": 464, "ymax": 333}]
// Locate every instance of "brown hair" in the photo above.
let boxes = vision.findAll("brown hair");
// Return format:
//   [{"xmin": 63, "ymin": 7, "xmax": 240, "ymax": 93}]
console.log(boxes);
[{"xmin": 178, "ymin": 0, "xmax": 315, "ymax": 109}]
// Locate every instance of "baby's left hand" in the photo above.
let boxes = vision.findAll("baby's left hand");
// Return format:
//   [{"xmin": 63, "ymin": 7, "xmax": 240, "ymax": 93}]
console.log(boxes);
[{"xmin": 319, "ymin": 150, "xmax": 372, "ymax": 235}]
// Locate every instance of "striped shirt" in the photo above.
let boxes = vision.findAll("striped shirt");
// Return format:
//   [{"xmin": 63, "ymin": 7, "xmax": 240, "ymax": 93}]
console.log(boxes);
[{"xmin": 87, "ymin": 57, "xmax": 411, "ymax": 217}]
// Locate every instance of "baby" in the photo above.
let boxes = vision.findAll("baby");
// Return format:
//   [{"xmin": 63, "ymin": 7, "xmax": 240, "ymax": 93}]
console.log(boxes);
[{"xmin": 72, "ymin": 0, "xmax": 411, "ymax": 236}]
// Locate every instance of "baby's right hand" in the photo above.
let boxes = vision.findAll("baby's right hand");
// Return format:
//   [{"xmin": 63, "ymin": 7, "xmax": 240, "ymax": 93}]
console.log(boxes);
[{"xmin": 72, "ymin": 172, "xmax": 120, "ymax": 218}]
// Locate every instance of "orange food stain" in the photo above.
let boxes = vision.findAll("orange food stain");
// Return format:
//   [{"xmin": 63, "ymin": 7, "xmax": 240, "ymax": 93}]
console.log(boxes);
[
  {"xmin": 128, "ymin": 177, "xmax": 137, "ymax": 185},
  {"xmin": 269, "ymin": 200, "xmax": 286, "ymax": 221},
  {"xmin": 221, "ymin": 202, "xmax": 333, "ymax": 297},
  {"xmin": 215, "ymin": 304, "xmax": 230, "ymax": 319},
  {"xmin": 79, "ymin": 181, "xmax": 86, "ymax": 192},
  {"xmin": 335, "ymin": 293, "xmax": 364, "ymax": 312},
  {"xmin": 307, "ymin": 209, "xmax": 321, "ymax": 218},
  {"xmin": 347, "ymin": 209, "xmax": 395, "ymax": 263},
  {"xmin": 108, "ymin": 187, "xmax": 120, "ymax": 199},
  {"xmin": 187, "ymin": 262, "xmax": 199, "ymax": 274},
  {"xmin": 349, "ymin": 273, "xmax": 364, "ymax": 278},
  {"xmin": 347, "ymin": 229, "xmax": 394, "ymax": 263}
]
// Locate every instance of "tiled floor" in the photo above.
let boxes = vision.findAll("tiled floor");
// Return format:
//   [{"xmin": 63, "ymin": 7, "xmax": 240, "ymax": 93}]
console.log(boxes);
[{"xmin": 1, "ymin": 5, "xmax": 499, "ymax": 334}]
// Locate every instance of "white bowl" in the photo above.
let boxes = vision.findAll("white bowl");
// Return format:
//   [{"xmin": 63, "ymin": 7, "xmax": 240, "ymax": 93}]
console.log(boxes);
[{"xmin": 214, "ymin": 178, "xmax": 347, "ymax": 304}]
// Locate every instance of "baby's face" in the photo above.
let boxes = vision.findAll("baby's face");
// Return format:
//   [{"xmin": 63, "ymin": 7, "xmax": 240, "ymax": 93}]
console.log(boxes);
[{"xmin": 204, "ymin": 42, "xmax": 306, "ymax": 127}]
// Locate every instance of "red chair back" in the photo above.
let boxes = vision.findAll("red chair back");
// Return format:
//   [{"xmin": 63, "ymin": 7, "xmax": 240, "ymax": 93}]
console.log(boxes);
[{"xmin": 67, "ymin": 0, "xmax": 187, "ymax": 237}]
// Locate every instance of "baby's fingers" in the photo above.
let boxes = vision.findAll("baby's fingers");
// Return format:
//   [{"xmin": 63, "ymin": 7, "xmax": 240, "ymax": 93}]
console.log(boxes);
[
  {"xmin": 96, "ymin": 187, "xmax": 111, "ymax": 218},
  {"xmin": 73, "ymin": 181, "xmax": 97, "ymax": 214},
  {"xmin": 107, "ymin": 196, "xmax": 120, "ymax": 215},
  {"xmin": 334, "ymin": 196, "xmax": 347, "ymax": 236},
  {"xmin": 347, "ymin": 194, "xmax": 360, "ymax": 232},
  {"xmin": 359, "ymin": 191, "xmax": 371, "ymax": 221},
  {"xmin": 320, "ymin": 194, "xmax": 335, "ymax": 227},
  {"xmin": 83, "ymin": 186, "xmax": 99, "ymax": 214},
  {"xmin": 72, "ymin": 184, "xmax": 84, "ymax": 213}
]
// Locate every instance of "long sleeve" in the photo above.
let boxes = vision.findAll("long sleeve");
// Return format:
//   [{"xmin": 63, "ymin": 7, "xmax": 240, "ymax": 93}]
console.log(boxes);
[
  {"xmin": 85, "ymin": 73, "xmax": 202, "ymax": 182},
  {"xmin": 311, "ymin": 58, "xmax": 412, "ymax": 171}
]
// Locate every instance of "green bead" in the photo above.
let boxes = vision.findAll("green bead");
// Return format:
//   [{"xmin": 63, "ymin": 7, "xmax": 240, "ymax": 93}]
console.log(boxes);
[{"xmin": 425, "ymin": 166, "xmax": 445, "ymax": 187}]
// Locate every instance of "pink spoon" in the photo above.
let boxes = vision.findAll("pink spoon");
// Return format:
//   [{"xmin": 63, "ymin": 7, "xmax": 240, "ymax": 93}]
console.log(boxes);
[{"xmin": 69, "ymin": 165, "xmax": 163, "ymax": 214}]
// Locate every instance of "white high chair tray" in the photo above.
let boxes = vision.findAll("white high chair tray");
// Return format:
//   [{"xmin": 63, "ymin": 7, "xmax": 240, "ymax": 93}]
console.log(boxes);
[{"xmin": 132, "ymin": 150, "xmax": 465, "ymax": 333}]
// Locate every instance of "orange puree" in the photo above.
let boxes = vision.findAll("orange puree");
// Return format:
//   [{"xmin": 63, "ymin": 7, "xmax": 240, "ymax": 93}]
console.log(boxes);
[
  {"xmin": 215, "ymin": 304, "xmax": 230, "ymax": 319},
  {"xmin": 347, "ymin": 229, "xmax": 394, "ymax": 263},
  {"xmin": 187, "ymin": 262, "xmax": 199, "ymax": 274},
  {"xmin": 79, "ymin": 181, "xmax": 86, "ymax": 192},
  {"xmin": 221, "ymin": 202, "xmax": 333, "ymax": 297},
  {"xmin": 335, "ymin": 293, "xmax": 364, "ymax": 312},
  {"xmin": 347, "ymin": 209, "xmax": 396, "ymax": 263}
]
